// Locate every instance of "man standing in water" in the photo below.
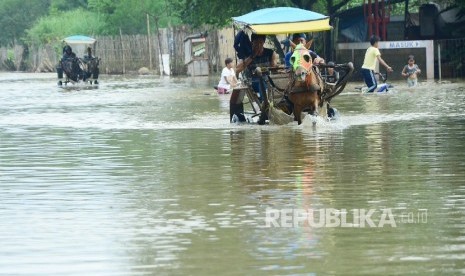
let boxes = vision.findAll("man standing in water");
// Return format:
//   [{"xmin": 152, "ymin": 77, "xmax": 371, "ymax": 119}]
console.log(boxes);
[{"xmin": 361, "ymin": 35, "xmax": 393, "ymax": 92}]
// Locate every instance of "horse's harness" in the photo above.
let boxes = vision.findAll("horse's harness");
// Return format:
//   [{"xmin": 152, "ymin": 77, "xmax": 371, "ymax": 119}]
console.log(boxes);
[
  {"xmin": 287, "ymin": 44, "xmax": 324, "ymax": 96},
  {"xmin": 244, "ymin": 43, "xmax": 351, "ymax": 108},
  {"xmin": 285, "ymin": 44, "xmax": 353, "ymax": 103},
  {"xmin": 287, "ymin": 66, "xmax": 323, "ymax": 94}
]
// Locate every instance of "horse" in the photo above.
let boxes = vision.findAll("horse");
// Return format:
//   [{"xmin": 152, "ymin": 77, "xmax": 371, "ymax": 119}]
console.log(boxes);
[
  {"xmin": 276, "ymin": 45, "xmax": 354, "ymax": 125},
  {"xmin": 56, "ymin": 44, "xmax": 100, "ymax": 85},
  {"xmin": 286, "ymin": 44, "xmax": 323, "ymax": 125},
  {"xmin": 58, "ymin": 56, "xmax": 100, "ymax": 85},
  {"xmin": 82, "ymin": 56, "xmax": 100, "ymax": 84}
]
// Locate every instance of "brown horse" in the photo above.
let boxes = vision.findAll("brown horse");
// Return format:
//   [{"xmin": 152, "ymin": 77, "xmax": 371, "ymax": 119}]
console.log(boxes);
[{"xmin": 286, "ymin": 44, "xmax": 323, "ymax": 125}]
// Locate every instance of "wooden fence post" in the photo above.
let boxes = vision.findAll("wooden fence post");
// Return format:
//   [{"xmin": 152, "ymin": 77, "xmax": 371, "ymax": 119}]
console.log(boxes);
[
  {"xmin": 120, "ymin": 28, "xmax": 126, "ymax": 74},
  {"xmin": 147, "ymin": 14, "xmax": 153, "ymax": 70},
  {"xmin": 154, "ymin": 16, "xmax": 164, "ymax": 76}
]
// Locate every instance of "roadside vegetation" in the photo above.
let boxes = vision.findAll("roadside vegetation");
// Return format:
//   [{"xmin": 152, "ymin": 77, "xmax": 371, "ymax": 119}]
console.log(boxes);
[{"xmin": 1, "ymin": 0, "xmax": 460, "ymax": 47}]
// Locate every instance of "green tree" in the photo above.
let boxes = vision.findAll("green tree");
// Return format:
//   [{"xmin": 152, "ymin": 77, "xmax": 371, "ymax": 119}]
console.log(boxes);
[
  {"xmin": 49, "ymin": 0, "xmax": 88, "ymax": 13},
  {"xmin": 0, "ymin": 0, "xmax": 51, "ymax": 46},
  {"xmin": 168, "ymin": 0, "xmax": 360, "ymax": 28},
  {"xmin": 169, "ymin": 0, "xmax": 461, "ymax": 28},
  {"xmin": 168, "ymin": 0, "xmax": 287, "ymax": 28},
  {"xmin": 87, "ymin": 0, "xmax": 116, "ymax": 17},
  {"xmin": 0, "ymin": 0, "xmax": 179, "ymax": 47},
  {"xmin": 87, "ymin": 0, "xmax": 180, "ymax": 34},
  {"xmin": 25, "ymin": 9, "xmax": 106, "ymax": 45}
]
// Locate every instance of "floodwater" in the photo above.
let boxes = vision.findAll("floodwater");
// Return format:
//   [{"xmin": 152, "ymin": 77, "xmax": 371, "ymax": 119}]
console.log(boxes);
[{"xmin": 1, "ymin": 72, "xmax": 464, "ymax": 275}]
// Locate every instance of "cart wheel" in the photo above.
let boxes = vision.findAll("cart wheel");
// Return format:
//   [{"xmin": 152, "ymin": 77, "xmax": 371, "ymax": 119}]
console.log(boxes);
[{"xmin": 57, "ymin": 80, "xmax": 62, "ymax": 86}]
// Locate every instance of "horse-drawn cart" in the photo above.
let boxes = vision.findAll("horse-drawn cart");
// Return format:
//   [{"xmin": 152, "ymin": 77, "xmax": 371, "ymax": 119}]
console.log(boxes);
[
  {"xmin": 56, "ymin": 35, "xmax": 100, "ymax": 86},
  {"xmin": 229, "ymin": 7, "xmax": 354, "ymax": 125}
]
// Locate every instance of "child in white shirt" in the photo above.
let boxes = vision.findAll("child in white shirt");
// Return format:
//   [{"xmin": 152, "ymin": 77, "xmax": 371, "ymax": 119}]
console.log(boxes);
[{"xmin": 217, "ymin": 57, "xmax": 238, "ymax": 94}]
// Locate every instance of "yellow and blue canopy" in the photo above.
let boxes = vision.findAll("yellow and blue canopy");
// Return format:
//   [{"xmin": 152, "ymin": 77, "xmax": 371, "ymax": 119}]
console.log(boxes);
[{"xmin": 232, "ymin": 7, "xmax": 331, "ymax": 34}]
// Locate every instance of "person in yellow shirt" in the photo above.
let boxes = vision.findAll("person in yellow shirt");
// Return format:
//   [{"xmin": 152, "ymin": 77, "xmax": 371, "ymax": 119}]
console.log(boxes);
[{"xmin": 361, "ymin": 35, "xmax": 393, "ymax": 92}]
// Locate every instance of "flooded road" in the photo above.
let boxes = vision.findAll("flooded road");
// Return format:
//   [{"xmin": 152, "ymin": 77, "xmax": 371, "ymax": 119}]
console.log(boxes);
[{"xmin": 1, "ymin": 73, "xmax": 465, "ymax": 275}]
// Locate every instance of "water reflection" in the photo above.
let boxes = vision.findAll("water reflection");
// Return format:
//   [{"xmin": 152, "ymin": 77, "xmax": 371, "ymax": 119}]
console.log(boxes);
[{"xmin": 0, "ymin": 73, "xmax": 464, "ymax": 275}]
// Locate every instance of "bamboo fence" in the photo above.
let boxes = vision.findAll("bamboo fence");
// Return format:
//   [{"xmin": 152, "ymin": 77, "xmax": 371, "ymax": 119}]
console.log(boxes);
[{"xmin": 0, "ymin": 26, "xmax": 240, "ymax": 76}]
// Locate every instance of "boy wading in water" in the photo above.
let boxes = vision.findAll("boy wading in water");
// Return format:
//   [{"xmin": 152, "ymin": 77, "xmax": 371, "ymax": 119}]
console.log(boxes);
[
  {"xmin": 402, "ymin": 55, "xmax": 421, "ymax": 87},
  {"xmin": 361, "ymin": 35, "xmax": 393, "ymax": 92}
]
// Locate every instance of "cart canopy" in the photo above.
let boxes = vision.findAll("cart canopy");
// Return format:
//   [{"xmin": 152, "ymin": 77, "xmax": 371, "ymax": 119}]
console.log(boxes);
[
  {"xmin": 232, "ymin": 7, "xmax": 331, "ymax": 34},
  {"xmin": 63, "ymin": 35, "xmax": 96, "ymax": 45}
]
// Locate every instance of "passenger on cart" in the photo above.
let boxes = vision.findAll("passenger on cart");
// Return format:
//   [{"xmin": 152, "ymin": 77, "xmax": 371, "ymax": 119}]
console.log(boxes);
[
  {"xmin": 60, "ymin": 45, "xmax": 85, "ymax": 81},
  {"xmin": 284, "ymin": 33, "xmax": 325, "ymax": 70},
  {"xmin": 236, "ymin": 33, "xmax": 277, "ymax": 103},
  {"xmin": 62, "ymin": 45, "xmax": 76, "ymax": 59},
  {"xmin": 83, "ymin": 47, "xmax": 94, "ymax": 62},
  {"xmin": 324, "ymin": 61, "xmax": 339, "ymax": 84}
]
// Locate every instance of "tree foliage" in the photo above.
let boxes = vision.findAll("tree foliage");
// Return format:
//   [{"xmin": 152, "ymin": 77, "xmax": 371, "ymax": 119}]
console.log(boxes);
[
  {"xmin": 167, "ymin": 0, "xmax": 360, "ymax": 28},
  {"xmin": 168, "ymin": 0, "xmax": 462, "ymax": 29},
  {"xmin": 168, "ymin": 0, "xmax": 290, "ymax": 28},
  {"xmin": 91, "ymin": 0, "xmax": 180, "ymax": 34},
  {"xmin": 0, "ymin": 0, "xmax": 51, "ymax": 46},
  {"xmin": 0, "ymin": 0, "xmax": 179, "ymax": 46},
  {"xmin": 24, "ymin": 9, "xmax": 107, "ymax": 45},
  {"xmin": 0, "ymin": 0, "xmax": 462, "ymax": 47},
  {"xmin": 49, "ymin": 0, "xmax": 88, "ymax": 14}
]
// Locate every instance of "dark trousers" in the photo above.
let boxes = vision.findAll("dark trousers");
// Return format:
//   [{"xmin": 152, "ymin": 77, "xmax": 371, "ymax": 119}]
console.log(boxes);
[{"xmin": 361, "ymin": 68, "xmax": 377, "ymax": 92}]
